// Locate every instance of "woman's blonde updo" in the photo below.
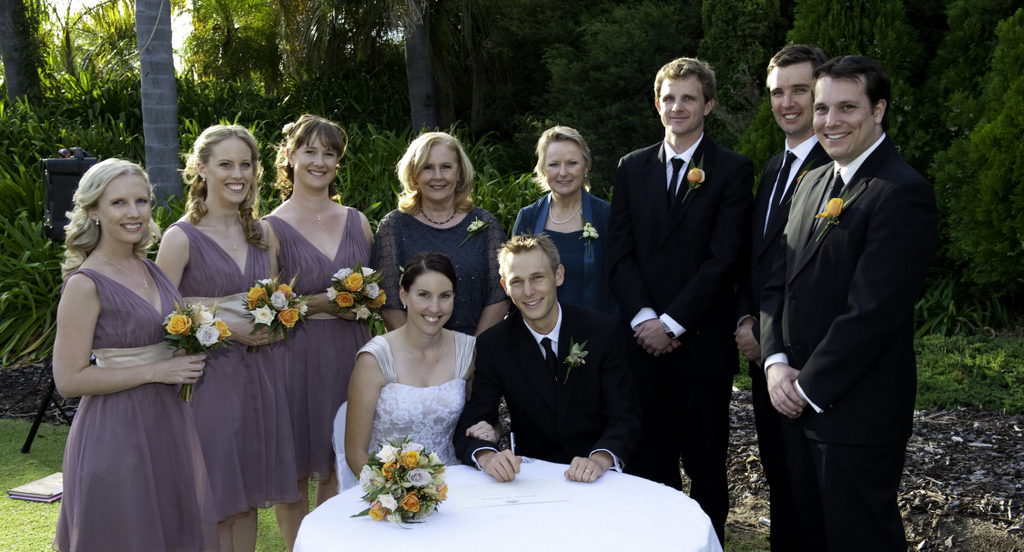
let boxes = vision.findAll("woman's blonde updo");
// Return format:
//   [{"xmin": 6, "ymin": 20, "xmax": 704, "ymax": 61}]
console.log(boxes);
[
  {"xmin": 182, "ymin": 124, "xmax": 265, "ymax": 247},
  {"xmin": 396, "ymin": 132, "xmax": 475, "ymax": 215},
  {"xmin": 273, "ymin": 114, "xmax": 348, "ymax": 201},
  {"xmin": 533, "ymin": 126, "xmax": 593, "ymax": 193},
  {"xmin": 61, "ymin": 158, "xmax": 161, "ymax": 279}
]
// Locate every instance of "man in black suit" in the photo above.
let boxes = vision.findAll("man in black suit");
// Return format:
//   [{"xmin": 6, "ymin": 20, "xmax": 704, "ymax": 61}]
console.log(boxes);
[
  {"xmin": 608, "ymin": 57, "xmax": 754, "ymax": 544},
  {"xmin": 760, "ymin": 56, "xmax": 937, "ymax": 551},
  {"xmin": 454, "ymin": 234, "xmax": 641, "ymax": 483},
  {"xmin": 734, "ymin": 44, "xmax": 829, "ymax": 551}
]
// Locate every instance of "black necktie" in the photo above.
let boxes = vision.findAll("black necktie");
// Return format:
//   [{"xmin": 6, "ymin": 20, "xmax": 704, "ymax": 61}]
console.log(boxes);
[
  {"xmin": 828, "ymin": 171, "xmax": 845, "ymax": 200},
  {"xmin": 542, "ymin": 337, "xmax": 558, "ymax": 382},
  {"xmin": 772, "ymin": 151, "xmax": 797, "ymax": 208},
  {"xmin": 668, "ymin": 157, "xmax": 685, "ymax": 204}
]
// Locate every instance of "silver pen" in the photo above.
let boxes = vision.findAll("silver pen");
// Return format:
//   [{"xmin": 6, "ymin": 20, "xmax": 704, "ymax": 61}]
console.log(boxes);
[{"xmin": 510, "ymin": 432, "xmax": 516, "ymax": 456}]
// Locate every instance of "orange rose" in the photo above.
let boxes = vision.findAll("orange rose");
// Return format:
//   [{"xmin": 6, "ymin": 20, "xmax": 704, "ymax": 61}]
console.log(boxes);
[
  {"xmin": 402, "ymin": 492, "xmax": 420, "ymax": 512},
  {"xmin": 372, "ymin": 292, "xmax": 387, "ymax": 308},
  {"xmin": 214, "ymin": 319, "xmax": 231, "ymax": 339},
  {"xmin": 369, "ymin": 501, "xmax": 385, "ymax": 521},
  {"xmin": 437, "ymin": 483, "xmax": 447, "ymax": 500},
  {"xmin": 246, "ymin": 286, "xmax": 267, "ymax": 309},
  {"xmin": 335, "ymin": 292, "xmax": 355, "ymax": 308},
  {"xmin": 816, "ymin": 197, "xmax": 844, "ymax": 218},
  {"xmin": 381, "ymin": 461, "xmax": 396, "ymax": 479},
  {"xmin": 278, "ymin": 308, "xmax": 300, "ymax": 328},
  {"xmin": 686, "ymin": 167, "xmax": 705, "ymax": 184},
  {"xmin": 277, "ymin": 282, "xmax": 293, "ymax": 298},
  {"xmin": 166, "ymin": 314, "xmax": 191, "ymax": 335},
  {"xmin": 402, "ymin": 450, "xmax": 420, "ymax": 468},
  {"xmin": 342, "ymin": 273, "xmax": 364, "ymax": 292}
]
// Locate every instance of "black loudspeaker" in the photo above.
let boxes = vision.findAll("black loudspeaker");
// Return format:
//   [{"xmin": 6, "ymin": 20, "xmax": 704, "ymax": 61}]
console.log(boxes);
[{"xmin": 39, "ymin": 148, "xmax": 97, "ymax": 243}]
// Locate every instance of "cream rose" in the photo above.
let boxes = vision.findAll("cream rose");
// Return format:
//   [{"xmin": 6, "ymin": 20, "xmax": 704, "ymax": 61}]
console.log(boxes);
[
  {"xmin": 378, "ymin": 493, "xmax": 397, "ymax": 511},
  {"xmin": 326, "ymin": 287, "xmax": 338, "ymax": 301},
  {"xmin": 333, "ymin": 268, "xmax": 353, "ymax": 280},
  {"xmin": 377, "ymin": 445, "xmax": 398, "ymax": 463},
  {"xmin": 196, "ymin": 305, "xmax": 215, "ymax": 326},
  {"xmin": 359, "ymin": 465, "xmax": 374, "ymax": 489},
  {"xmin": 355, "ymin": 304, "xmax": 371, "ymax": 320},
  {"xmin": 253, "ymin": 306, "xmax": 274, "ymax": 325}
]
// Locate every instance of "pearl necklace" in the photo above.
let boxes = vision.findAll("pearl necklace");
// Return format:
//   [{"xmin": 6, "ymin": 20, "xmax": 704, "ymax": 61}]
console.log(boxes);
[
  {"xmin": 421, "ymin": 207, "xmax": 457, "ymax": 225},
  {"xmin": 94, "ymin": 253, "xmax": 148, "ymax": 288},
  {"xmin": 548, "ymin": 201, "xmax": 582, "ymax": 225}
]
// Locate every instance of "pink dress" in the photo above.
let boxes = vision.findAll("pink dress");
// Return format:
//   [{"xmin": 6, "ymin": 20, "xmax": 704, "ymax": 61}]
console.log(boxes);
[
  {"xmin": 53, "ymin": 261, "xmax": 218, "ymax": 552},
  {"xmin": 266, "ymin": 208, "xmax": 371, "ymax": 481},
  {"xmin": 171, "ymin": 222, "xmax": 300, "ymax": 519}
]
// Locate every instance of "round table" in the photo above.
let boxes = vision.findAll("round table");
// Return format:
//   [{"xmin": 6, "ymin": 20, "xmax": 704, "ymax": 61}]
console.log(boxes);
[{"xmin": 295, "ymin": 459, "xmax": 722, "ymax": 552}]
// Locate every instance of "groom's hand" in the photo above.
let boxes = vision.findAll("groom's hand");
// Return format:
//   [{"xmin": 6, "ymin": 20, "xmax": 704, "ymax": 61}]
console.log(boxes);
[
  {"xmin": 634, "ymin": 319, "xmax": 678, "ymax": 356},
  {"xmin": 476, "ymin": 449, "xmax": 521, "ymax": 482},
  {"xmin": 565, "ymin": 452, "xmax": 612, "ymax": 483}
]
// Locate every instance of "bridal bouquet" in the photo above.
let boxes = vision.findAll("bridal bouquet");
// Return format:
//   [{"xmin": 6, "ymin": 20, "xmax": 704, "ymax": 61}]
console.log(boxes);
[
  {"xmin": 163, "ymin": 302, "xmax": 231, "ymax": 401},
  {"xmin": 327, "ymin": 263, "xmax": 387, "ymax": 336},
  {"xmin": 243, "ymin": 277, "xmax": 309, "ymax": 351},
  {"xmin": 353, "ymin": 437, "xmax": 448, "ymax": 524}
]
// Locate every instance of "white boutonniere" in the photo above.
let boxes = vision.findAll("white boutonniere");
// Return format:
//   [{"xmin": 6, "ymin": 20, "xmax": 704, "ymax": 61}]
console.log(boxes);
[
  {"xmin": 563, "ymin": 338, "xmax": 589, "ymax": 383},
  {"xmin": 460, "ymin": 217, "xmax": 491, "ymax": 247},
  {"xmin": 581, "ymin": 220, "xmax": 598, "ymax": 258}
]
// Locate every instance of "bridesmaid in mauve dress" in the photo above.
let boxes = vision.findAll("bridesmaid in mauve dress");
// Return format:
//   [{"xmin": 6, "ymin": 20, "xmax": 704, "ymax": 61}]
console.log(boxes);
[
  {"xmin": 52, "ymin": 159, "xmax": 218, "ymax": 552},
  {"xmin": 265, "ymin": 114, "xmax": 374, "ymax": 550},
  {"xmin": 156, "ymin": 125, "xmax": 299, "ymax": 552}
]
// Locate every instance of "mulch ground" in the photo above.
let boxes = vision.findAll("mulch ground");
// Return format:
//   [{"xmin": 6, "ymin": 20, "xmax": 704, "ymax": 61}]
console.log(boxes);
[{"xmin": 3, "ymin": 363, "xmax": 1022, "ymax": 551}]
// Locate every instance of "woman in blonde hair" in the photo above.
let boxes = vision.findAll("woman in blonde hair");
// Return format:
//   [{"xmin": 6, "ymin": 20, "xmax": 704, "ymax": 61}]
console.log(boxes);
[
  {"xmin": 156, "ymin": 124, "xmax": 299, "ymax": 552},
  {"xmin": 264, "ymin": 114, "xmax": 373, "ymax": 549},
  {"xmin": 371, "ymin": 131, "xmax": 508, "ymax": 335},
  {"xmin": 52, "ymin": 158, "xmax": 218, "ymax": 551}
]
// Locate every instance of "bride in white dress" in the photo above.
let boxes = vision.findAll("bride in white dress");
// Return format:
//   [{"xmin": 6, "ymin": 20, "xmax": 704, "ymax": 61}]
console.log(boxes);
[{"xmin": 343, "ymin": 252, "xmax": 500, "ymax": 480}]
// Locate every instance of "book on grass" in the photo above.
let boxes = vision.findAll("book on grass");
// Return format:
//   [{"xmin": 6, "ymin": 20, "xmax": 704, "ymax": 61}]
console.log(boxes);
[{"xmin": 7, "ymin": 472, "xmax": 63, "ymax": 503}]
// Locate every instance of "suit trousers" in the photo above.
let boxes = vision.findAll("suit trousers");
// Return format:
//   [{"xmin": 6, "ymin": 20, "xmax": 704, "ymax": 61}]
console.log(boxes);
[
  {"xmin": 749, "ymin": 361, "xmax": 800, "ymax": 551},
  {"xmin": 780, "ymin": 417, "xmax": 908, "ymax": 551},
  {"xmin": 626, "ymin": 361, "xmax": 732, "ymax": 547}
]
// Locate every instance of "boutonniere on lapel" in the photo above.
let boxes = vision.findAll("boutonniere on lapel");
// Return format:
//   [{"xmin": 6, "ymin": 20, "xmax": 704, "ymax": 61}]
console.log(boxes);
[
  {"xmin": 460, "ymin": 217, "xmax": 491, "ymax": 247},
  {"xmin": 580, "ymin": 220, "xmax": 598, "ymax": 258},
  {"xmin": 563, "ymin": 338, "xmax": 589, "ymax": 383},
  {"xmin": 814, "ymin": 193, "xmax": 849, "ymax": 241},
  {"xmin": 680, "ymin": 155, "xmax": 706, "ymax": 204},
  {"xmin": 786, "ymin": 159, "xmax": 818, "ymax": 206}
]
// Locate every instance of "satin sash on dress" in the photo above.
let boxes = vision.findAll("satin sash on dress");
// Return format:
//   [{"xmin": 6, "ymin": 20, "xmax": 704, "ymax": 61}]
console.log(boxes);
[
  {"xmin": 92, "ymin": 343, "xmax": 173, "ymax": 368},
  {"xmin": 307, "ymin": 313, "xmax": 335, "ymax": 320},
  {"xmin": 181, "ymin": 293, "xmax": 249, "ymax": 325}
]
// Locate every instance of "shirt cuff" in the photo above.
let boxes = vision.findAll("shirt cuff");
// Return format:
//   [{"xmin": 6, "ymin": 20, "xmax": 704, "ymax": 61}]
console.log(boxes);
[
  {"xmin": 590, "ymin": 449, "xmax": 622, "ymax": 472},
  {"xmin": 763, "ymin": 353, "xmax": 790, "ymax": 376},
  {"xmin": 736, "ymin": 315, "xmax": 756, "ymax": 328},
  {"xmin": 471, "ymin": 446, "xmax": 499, "ymax": 470},
  {"xmin": 630, "ymin": 308, "xmax": 658, "ymax": 330},
  {"xmin": 794, "ymin": 381, "xmax": 824, "ymax": 413},
  {"xmin": 659, "ymin": 314, "xmax": 685, "ymax": 337}
]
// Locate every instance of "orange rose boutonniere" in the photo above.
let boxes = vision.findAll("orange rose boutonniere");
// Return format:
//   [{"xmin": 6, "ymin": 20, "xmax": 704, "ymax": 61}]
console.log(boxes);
[
  {"xmin": 680, "ymin": 155, "xmax": 706, "ymax": 205},
  {"xmin": 815, "ymin": 197, "xmax": 844, "ymax": 241}
]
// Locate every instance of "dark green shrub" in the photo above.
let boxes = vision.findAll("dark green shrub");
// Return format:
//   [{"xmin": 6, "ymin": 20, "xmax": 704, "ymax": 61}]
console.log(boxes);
[
  {"xmin": 0, "ymin": 214, "xmax": 62, "ymax": 366},
  {"xmin": 915, "ymin": 335, "xmax": 1024, "ymax": 414}
]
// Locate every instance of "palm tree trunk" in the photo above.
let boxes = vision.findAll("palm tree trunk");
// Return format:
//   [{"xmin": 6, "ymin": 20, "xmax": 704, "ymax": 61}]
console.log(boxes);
[
  {"xmin": 404, "ymin": 0, "xmax": 438, "ymax": 133},
  {"xmin": 135, "ymin": 0, "xmax": 180, "ymax": 201},
  {"xmin": 0, "ymin": 0, "xmax": 42, "ymax": 104}
]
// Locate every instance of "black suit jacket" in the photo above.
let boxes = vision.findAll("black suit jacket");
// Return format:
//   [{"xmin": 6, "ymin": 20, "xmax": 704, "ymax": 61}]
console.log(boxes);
[
  {"xmin": 737, "ymin": 142, "xmax": 830, "ymax": 342},
  {"xmin": 609, "ymin": 137, "xmax": 754, "ymax": 378},
  {"xmin": 454, "ymin": 304, "xmax": 641, "ymax": 466},
  {"xmin": 760, "ymin": 136, "xmax": 937, "ymax": 445}
]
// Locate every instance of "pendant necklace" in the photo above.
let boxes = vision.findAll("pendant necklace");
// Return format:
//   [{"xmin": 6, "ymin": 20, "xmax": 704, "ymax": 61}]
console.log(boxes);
[{"xmin": 94, "ymin": 253, "xmax": 148, "ymax": 288}]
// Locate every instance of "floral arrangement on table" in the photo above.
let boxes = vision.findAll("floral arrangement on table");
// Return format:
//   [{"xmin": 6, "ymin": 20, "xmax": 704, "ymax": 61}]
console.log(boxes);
[
  {"xmin": 243, "ymin": 277, "xmax": 309, "ymax": 351},
  {"xmin": 327, "ymin": 263, "xmax": 387, "ymax": 336},
  {"xmin": 353, "ymin": 437, "xmax": 448, "ymax": 524},
  {"xmin": 163, "ymin": 302, "xmax": 231, "ymax": 401}
]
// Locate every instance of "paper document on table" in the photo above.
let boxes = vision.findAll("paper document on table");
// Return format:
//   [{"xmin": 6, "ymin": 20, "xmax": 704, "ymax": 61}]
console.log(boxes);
[{"xmin": 449, "ymin": 478, "xmax": 568, "ymax": 509}]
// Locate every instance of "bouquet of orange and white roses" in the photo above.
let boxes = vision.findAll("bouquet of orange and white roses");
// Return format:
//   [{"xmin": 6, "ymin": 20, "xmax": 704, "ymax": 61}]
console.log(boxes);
[
  {"xmin": 243, "ymin": 277, "xmax": 309, "ymax": 351},
  {"xmin": 327, "ymin": 263, "xmax": 386, "ymax": 336},
  {"xmin": 163, "ymin": 302, "xmax": 231, "ymax": 401},
  {"xmin": 353, "ymin": 436, "xmax": 448, "ymax": 524}
]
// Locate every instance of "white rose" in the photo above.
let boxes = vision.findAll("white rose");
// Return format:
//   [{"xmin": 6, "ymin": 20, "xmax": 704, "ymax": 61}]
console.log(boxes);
[
  {"xmin": 359, "ymin": 465, "xmax": 374, "ymax": 489},
  {"xmin": 361, "ymin": 266, "xmax": 375, "ymax": 276},
  {"xmin": 196, "ymin": 305, "xmax": 214, "ymax": 326},
  {"xmin": 355, "ymin": 305, "xmax": 371, "ymax": 320},
  {"xmin": 258, "ymin": 278, "xmax": 272, "ymax": 285},
  {"xmin": 299, "ymin": 302, "xmax": 308, "ymax": 315},
  {"xmin": 428, "ymin": 452, "xmax": 441, "ymax": 465},
  {"xmin": 253, "ymin": 306, "xmax": 274, "ymax": 325},
  {"xmin": 402, "ymin": 442, "xmax": 424, "ymax": 453},
  {"xmin": 378, "ymin": 493, "xmax": 397, "ymax": 511},
  {"xmin": 326, "ymin": 287, "xmax": 338, "ymax": 300},
  {"xmin": 377, "ymin": 445, "xmax": 398, "ymax": 463},
  {"xmin": 333, "ymin": 268, "xmax": 352, "ymax": 280},
  {"xmin": 364, "ymin": 282, "xmax": 380, "ymax": 299},
  {"xmin": 270, "ymin": 290, "xmax": 288, "ymax": 310},
  {"xmin": 407, "ymin": 468, "xmax": 432, "ymax": 487},
  {"xmin": 196, "ymin": 324, "xmax": 220, "ymax": 347}
]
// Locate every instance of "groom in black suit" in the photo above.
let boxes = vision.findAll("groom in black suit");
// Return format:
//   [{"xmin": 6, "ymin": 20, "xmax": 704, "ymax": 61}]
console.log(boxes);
[
  {"xmin": 760, "ymin": 56, "xmax": 937, "ymax": 550},
  {"xmin": 454, "ymin": 234, "xmax": 641, "ymax": 483},
  {"xmin": 608, "ymin": 57, "xmax": 753, "ymax": 544}
]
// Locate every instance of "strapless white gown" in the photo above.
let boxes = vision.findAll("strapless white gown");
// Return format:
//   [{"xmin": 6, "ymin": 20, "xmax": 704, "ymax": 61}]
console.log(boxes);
[{"xmin": 334, "ymin": 332, "xmax": 474, "ymax": 489}]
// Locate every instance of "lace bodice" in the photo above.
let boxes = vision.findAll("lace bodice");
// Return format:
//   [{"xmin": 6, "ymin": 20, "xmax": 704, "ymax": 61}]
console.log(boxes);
[{"xmin": 361, "ymin": 333, "xmax": 474, "ymax": 465}]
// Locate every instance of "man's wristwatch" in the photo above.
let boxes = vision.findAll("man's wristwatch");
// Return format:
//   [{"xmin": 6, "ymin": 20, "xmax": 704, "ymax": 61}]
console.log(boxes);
[{"xmin": 660, "ymin": 319, "xmax": 676, "ymax": 339}]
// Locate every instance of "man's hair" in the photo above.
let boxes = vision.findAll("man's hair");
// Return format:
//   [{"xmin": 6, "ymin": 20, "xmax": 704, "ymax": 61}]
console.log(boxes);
[
  {"xmin": 498, "ymin": 234, "xmax": 561, "ymax": 281},
  {"xmin": 766, "ymin": 44, "xmax": 828, "ymax": 79},
  {"xmin": 815, "ymin": 55, "xmax": 892, "ymax": 132},
  {"xmin": 653, "ymin": 57, "xmax": 716, "ymax": 103}
]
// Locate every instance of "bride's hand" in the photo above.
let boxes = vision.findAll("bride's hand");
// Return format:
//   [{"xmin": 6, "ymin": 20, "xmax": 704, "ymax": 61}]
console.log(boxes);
[{"xmin": 466, "ymin": 421, "xmax": 501, "ymax": 443}]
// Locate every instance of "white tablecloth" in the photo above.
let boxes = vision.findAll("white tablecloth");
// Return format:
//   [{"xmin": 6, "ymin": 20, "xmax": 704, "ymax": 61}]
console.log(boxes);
[{"xmin": 295, "ymin": 459, "xmax": 722, "ymax": 552}]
